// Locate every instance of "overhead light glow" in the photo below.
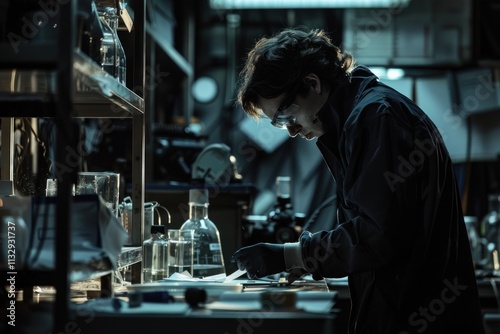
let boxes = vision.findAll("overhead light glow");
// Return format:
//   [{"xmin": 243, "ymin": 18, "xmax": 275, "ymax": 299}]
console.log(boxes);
[
  {"xmin": 369, "ymin": 67, "xmax": 387, "ymax": 79},
  {"xmin": 369, "ymin": 67, "xmax": 405, "ymax": 80},
  {"xmin": 210, "ymin": 0, "xmax": 411, "ymax": 9},
  {"xmin": 386, "ymin": 68, "xmax": 405, "ymax": 80}
]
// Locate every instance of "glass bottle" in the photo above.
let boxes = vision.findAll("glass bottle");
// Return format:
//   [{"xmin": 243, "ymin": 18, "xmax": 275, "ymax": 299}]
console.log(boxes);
[
  {"xmin": 180, "ymin": 189, "xmax": 226, "ymax": 277},
  {"xmin": 98, "ymin": 7, "xmax": 116, "ymax": 77},
  {"xmin": 142, "ymin": 224, "xmax": 168, "ymax": 283},
  {"xmin": 98, "ymin": 6, "xmax": 126, "ymax": 85}
]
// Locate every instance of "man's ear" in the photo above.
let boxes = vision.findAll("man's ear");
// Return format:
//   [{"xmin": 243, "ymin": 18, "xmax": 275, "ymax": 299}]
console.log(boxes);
[{"xmin": 303, "ymin": 73, "xmax": 322, "ymax": 94}]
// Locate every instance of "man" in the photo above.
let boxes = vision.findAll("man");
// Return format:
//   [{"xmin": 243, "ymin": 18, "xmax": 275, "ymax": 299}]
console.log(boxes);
[{"xmin": 231, "ymin": 28, "xmax": 485, "ymax": 333}]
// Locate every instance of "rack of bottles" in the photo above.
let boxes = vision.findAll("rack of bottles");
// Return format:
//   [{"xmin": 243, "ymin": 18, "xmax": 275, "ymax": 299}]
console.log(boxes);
[{"xmin": 0, "ymin": 0, "xmax": 146, "ymax": 332}]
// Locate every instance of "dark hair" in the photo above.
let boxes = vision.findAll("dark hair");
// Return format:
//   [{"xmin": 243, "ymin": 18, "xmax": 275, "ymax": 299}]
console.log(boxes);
[{"xmin": 237, "ymin": 27, "xmax": 355, "ymax": 118}]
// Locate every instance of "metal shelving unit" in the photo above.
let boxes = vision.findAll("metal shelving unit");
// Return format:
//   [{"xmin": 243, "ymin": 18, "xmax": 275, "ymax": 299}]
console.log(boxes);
[
  {"xmin": 0, "ymin": 1, "xmax": 146, "ymax": 332},
  {"xmin": 0, "ymin": 50, "xmax": 144, "ymax": 117}
]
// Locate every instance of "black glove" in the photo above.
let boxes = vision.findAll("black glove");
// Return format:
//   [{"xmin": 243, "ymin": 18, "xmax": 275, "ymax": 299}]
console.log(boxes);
[
  {"xmin": 286, "ymin": 268, "xmax": 309, "ymax": 284},
  {"xmin": 286, "ymin": 268, "xmax": 324, "ymax": 284},
  {"xmin": 231, "ymin": 243, "xmax": 286, "ymax": 279}
]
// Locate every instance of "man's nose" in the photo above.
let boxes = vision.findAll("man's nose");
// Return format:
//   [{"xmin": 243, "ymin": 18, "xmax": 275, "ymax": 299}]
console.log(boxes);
[{"xmin": 286, "ymin": 124, "xmax": 301, "ymax": 138}]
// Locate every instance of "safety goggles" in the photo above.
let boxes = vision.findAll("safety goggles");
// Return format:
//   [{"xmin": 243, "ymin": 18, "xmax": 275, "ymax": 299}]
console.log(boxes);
[{"xmin": 270, "ymin": 103, "xmax": 300, "ymax": 129}]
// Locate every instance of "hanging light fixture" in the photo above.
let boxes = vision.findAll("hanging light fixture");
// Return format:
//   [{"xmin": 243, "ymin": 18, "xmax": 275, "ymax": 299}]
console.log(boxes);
[{"xmin": 210, "ymin": 0, "xmax": 411, "ymax": 9}]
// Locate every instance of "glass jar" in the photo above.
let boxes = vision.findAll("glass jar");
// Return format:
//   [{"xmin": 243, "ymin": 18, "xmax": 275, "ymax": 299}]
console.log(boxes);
[{"xmin": 142, "ymin": 225, "xmax": 168, "ymax": 283}]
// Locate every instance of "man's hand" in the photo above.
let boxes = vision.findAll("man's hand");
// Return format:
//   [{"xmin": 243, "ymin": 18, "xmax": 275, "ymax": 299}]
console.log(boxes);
[{"xmin": 231, "ymin": 243, "xmax": 286, "ymax": 279}]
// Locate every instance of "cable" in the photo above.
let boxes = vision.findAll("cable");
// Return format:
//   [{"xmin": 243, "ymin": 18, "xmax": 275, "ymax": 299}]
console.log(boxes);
[
  {"xmin": 154, "ymin": 205, "xmax": 172, "ymax": 226},
  {"xmin": 23, "ymin": 118, "xmax": 48, "ymax": 162},
  {"xmin": 13, "ymin": 121, "xmax": 30, "ymax": 186}
]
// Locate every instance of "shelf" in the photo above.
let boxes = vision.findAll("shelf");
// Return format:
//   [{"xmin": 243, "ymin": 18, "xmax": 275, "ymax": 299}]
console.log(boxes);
[
  {"xmin": 73, "ymin": 51, "xmax": 144, "ymax": 117},
  {"xmin": 0, "ymin": 2, "xmax": 146, "ymax": 332},
  {"xmin": 146, "ymin": 23, "xmax": 193, "ymax": 78},
  {"xmin": 1, "ymin": 246, "xmax": 141, "ymax": 289},
  {"xmin": 0, "ymin": 50, "xmax": 144, "ymax": 118}
]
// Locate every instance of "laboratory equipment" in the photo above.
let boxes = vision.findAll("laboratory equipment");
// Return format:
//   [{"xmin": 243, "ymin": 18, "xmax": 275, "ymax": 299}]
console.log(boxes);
[
  {"xmin": 167, "ymin": 229, "xmax": 194, "ymax": 277},
  {"xmin": 97, "ymin": 6, "xmax": 126, "ymax": 84},
  {"xmin": 180, "ymin": 188, "xmax": 226, "ymax": 277},
  {"xmin": 76, "ymin": 172, "xmax": 120, "ymax": 217},
  {"xmin": 142, "ymin": 225, "xmax": 168, "ymax": 283}
]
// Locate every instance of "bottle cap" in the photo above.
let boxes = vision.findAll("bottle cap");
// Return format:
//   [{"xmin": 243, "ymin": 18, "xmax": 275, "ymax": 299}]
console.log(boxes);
[
  {"xmin": 150, "ymin": 224, "xmax": 166, "ymax": 234},
  {"xmin": 189, "ymin": 188, "xmax": 209, "ymax": 204}
]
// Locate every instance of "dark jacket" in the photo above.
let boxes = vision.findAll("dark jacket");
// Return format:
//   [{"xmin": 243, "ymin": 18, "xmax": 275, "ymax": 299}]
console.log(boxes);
[{"xmin": 300, "ymin": 66, "xmax": 485, "ymax": 333}]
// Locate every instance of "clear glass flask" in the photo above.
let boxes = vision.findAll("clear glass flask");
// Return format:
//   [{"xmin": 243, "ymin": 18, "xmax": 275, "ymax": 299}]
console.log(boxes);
[{"xmin": 180, "ymin": 189, "xmax": 226, "ymax": 277}]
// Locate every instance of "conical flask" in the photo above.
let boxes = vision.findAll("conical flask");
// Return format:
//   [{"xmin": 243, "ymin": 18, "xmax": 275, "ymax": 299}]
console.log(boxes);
[{"xmin": 180, "ymin": 188, "xmax": 226, "ymax": 277}]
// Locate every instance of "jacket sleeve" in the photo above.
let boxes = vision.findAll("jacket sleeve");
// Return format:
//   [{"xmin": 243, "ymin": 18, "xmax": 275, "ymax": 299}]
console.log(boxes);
[{"xmin": 302, "ymin": 101, "xmax": 424, "ymax": 278}]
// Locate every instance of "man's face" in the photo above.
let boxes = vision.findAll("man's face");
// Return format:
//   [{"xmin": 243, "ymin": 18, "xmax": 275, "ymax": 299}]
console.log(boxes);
[{"xmin": 256, "ymin": 75, "xmax": 329, "ymax": 141}]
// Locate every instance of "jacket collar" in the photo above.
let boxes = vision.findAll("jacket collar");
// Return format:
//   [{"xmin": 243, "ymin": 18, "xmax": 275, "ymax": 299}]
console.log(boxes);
[{"xmin": 316, "ymin": 65, "xmax": 379, "ymax": 142}]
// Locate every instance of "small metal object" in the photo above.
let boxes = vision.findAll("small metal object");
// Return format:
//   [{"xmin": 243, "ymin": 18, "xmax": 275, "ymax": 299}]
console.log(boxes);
[{"xmin": 185, "ymin": 288, "xmax": 207, "ymax": 308}]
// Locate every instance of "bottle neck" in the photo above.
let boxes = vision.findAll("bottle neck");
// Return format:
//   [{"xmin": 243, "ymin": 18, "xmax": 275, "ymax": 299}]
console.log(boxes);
[
  {"xmin": 150, "ymin": 232, "xmax": 163, "ymax": 241},
  {"xmin": 99, "ymin": 8, "xmax": 119, "ymax": 30},
  {"xmin": 189, "ymin": 203, "xmax": 209, "ymax": 220}
]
